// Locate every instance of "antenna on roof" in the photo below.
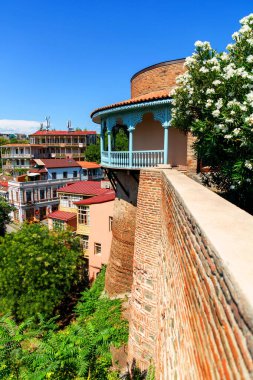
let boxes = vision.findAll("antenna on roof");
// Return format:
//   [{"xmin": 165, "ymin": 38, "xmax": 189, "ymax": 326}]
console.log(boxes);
[
  {"xmin": 67, "ymin": 120, "xmax": 73, "ymax": 132},
  {"xmin": 45, "ymin": 116, "xmax": 50, "ymax": 131},
  {"xmin": 39, "ymin": 123, "xmax": 44, "ymax": 131}
]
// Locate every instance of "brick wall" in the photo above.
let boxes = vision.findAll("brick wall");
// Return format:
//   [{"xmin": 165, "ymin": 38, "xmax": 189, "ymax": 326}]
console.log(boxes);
[
  {"xmin": 131, "ymin": 60, "xmax": 186, "ymax": 98},
  {"xmin": 128, "ymin": 168, "xmax": 253, "ymax": 379}
]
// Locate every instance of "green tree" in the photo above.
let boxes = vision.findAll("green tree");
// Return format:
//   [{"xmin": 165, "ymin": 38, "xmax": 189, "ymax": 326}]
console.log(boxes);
[
  {"xmin": 171, "ymin": 13, "xmax": 253, "ymax": 209},
  {"xmin": 85, "ymin": 140, "xmax": 101, "ymax": 162},
  {"xmin": 0, "ymin": 268, "xmax": 129, "ymax": 380},
  {"xmin": 114, "ymin": 128, "xmax": 129, "ymax": 151},
  {"xmin": 0, "ymin": 197, "xmax": 13, "ymax": 236},
  {"xmin": 0, "ymin": 223, "xmax": 84, "ymax": 320}
]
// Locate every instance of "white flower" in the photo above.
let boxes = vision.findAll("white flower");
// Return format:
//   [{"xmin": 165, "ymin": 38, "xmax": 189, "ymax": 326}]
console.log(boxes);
[
  {"xmin": 185, "ymin": 56, "xmax": 196, "ymax": 67},
  {"xmin": 216, "ymin": 98, "xmax": 223, "ymax": 110},
  {"xmin": 206, "ymin": 88, "xmax": 215, "ymax": 95},
  {"xmin": 246, "ymin": 91, "xmax": 253, "ymax": 103},
  {"xmin": 206, "ymin": 99, "xmax": 213, "ymax": 108},
  {"xmin": 240, "ymin": 24, "xmax": 251, "ymax": 34},
  {"xmin": 213, "ymin": 80, "xmax": 221, "ymax": 86},
  {"xmin": 199, "ymin": 67, "xmax": 209, "ymax": 73},
  {"xmin": 212, "ymin": 110, "xmax": 220, "ymax": 117},
  {"xmin": 233, "ymin": 128, "xmax": 241, "ymax": 135},
  {"xmin": 224, "ymin": 134, "xmax": 232, "ymax": 139},
  {"xmin": 246, "ymin": 178, "xmax": 251, "ymax": 183},
  {"xmin": 230, "ymin": 185, "xmax": 235, "ymax": 189},
  {"xmin": 226, "ymin": 43, "xmax": 234, "ymax": 50},
  {"xmin": 225, "ymin": 118, "xmax": 234, "ymax": 123},
  {"xmin": 245, "ymin": 160, "xmax": 253, "ymax": 170},
  {"xmin": 247, "ymin": 38, "xmax": 253, "ymax": 46},
  {"xmin": 230, "ymin": 110, "xmax": 235, "ymax": 115},
  {"xmin": 240, "ymin": 14, "xmax": 253, "ymax": 25},
  {"xmin": 220, "ymin": 53, "xmax": 229, "ymax": 61},
  {"xmin": 232, "ymin": 31, "xmax": 240, "ymax": 40},
  {"xmin": 247, "ymin": 55, "xmax": 253, "ymax": 63},
  {"xmin": 194, "ymin": 40, "xmax": 211, "ymax": 49},
  {"xmin": 245, "ymin": 114, "xmax": 253, "ymax": 125}
]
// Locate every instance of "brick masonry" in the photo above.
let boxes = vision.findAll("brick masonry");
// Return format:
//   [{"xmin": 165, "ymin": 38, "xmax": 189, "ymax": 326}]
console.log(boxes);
[
  {"xmin": 128, "ymin": 168, "xmax": 253, "ymax": 379},
  {"xmin": 131, "ymin": 60, "xmax": 186, "ymax": 98}
]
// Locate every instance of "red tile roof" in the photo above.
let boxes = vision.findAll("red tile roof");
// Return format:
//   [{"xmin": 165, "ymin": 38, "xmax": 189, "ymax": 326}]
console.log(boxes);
[
  {"xmin": 36, "ymin": 158, "xmax": 81, "ymax": 168},
  {"xmin": 74, "ymin": 190, "xmax": 115, "ymax": 205},
  {"xmin": 47, "ymin": 210, "xmax": 76, "ymax": 221},
  {"xmin": 57, "ymin": 180, "xmax": 106, "ymax": 195},
  {"xmin": 30, "ymin": 130, "xmax": 96, "ymax": 136},
  {"xmin": 91, "ymin": 90, "xmax": 170, "ymax": 117},
  {"xmin": 0, "ymin": 181, "xmax": 8, "ymax": 188},
  {"xmin": 77, "ymin": 161, "xmax": 101, "ymax": 169}
]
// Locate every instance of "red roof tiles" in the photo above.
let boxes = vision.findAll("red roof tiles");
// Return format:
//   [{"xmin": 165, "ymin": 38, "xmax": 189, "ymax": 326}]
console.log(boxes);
[
  {"xmin": 36, "ymin": 158, "xmax": 81, "ymax": 168},
  {"xmin": 77, "ymin": 161, "xmax": 101, "ymax": 169},
  {"xmin": 47, "ymin": 210, "xmax": 76, "ymax": 221},
  {"xmin": 30, "ymin": 130, "xmax": 96, "ymax": 136},
  {"xmin": 91, "ymin": 90, "xmax": 170, "ymax": 117},
  {"xmin": 57, "ymin": 181, "xmax": 105, "ymax": 195},
  {"xmin": 74, "ymin": 190, "xmax": 115, "ymax": 205}
]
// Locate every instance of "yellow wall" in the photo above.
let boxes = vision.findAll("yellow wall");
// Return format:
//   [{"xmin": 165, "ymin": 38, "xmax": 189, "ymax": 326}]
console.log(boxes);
[
  {"xmin": 76, "ymin": 223, "xmax": 90, "ymax": 235},
  {"xmin": 59, "ymin": 206, "xmax": 77, "ymax": 214}
]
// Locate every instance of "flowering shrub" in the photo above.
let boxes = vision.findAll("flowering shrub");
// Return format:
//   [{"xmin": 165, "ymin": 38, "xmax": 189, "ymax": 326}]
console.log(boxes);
[{"xmin": 171, "ymin": 14, "xmax": 253, "ymax": 207}]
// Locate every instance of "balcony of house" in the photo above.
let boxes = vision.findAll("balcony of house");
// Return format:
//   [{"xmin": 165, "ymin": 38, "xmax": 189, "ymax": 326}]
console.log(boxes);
[
  {"xmin": 95, "ymin": 105, "xmax": 187, "ymax": 170},
  {"xmin": 1, "ymin": 153, "xmax": 33, "ymax": 159}
]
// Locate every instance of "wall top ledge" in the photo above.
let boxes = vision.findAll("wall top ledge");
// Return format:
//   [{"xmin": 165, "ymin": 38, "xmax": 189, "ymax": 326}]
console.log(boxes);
[{"xmin": 158, "ymin": 168, "xmax": 253, "ymax": 320}]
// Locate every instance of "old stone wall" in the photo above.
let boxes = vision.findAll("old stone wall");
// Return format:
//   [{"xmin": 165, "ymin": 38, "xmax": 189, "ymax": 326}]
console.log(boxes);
[
  {"xmin": 131, "ymin": 60, "xmax": 186, "ymax": 98},
  {"xmin": 128, "ymin": 168, "xmax": 253, "ymax": 379},
  {"xmin": 105, "ymin": 170, "xmax": 139, "ymax": 296}
]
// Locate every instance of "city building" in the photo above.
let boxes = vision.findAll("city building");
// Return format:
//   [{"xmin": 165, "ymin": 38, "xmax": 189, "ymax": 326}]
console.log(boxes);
[
  {"xmin": 29, "ymin": 130, "xmax": 97, "ymax": 160},
  {"xmin": 8, "ymin": 158, "xmax": 82, "ymax": 222},
  {"xmin": 48, "ymin": 180, "xmax": 115, "ymax": 279},
  {"xmin": 0, "ymin": 129, "xmax": 97, "ymax": 173},
  {"xmin": 77, "ymin": 161, "xmax": 104, "ymax": 180}
]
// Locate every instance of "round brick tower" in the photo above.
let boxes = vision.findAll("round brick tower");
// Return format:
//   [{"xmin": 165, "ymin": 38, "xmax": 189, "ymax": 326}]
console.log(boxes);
[{"xmin": 102, "ymin": 59, "xmax": 187, "ymax": 296}]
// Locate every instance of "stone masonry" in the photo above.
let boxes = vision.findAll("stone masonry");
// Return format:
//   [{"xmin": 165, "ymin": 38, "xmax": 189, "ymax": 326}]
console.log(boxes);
[{"xmin": 128, "ymin": 168, "xmax": 253, "ymax": 379}]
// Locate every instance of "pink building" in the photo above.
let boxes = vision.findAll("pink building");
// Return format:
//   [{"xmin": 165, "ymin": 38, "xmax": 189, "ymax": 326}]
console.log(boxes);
[{"xmin": 48, "ymin": 180, "xmax": 115, "ymax": 280}]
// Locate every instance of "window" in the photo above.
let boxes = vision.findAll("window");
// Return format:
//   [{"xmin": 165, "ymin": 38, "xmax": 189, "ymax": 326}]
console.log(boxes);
[
  {"xmin": 63, "ymin": 172, "xmax": 68, "ymax": 179},
  {"xmin": 26, "ymin": 191, "xmax": 32, "ymax": 203},
  {"xmin": 21, "ymin": 159, "xmax": 24, "ymax": 166},
  {"xmin": 81, "ymin": 235, "xmax": 89, "ymax": 250},
  {"xmin": 109, "ymin": 216, "xmax": 113, "ymax": 231},
  {"xmin": 52, "ymin": 172, "xmax": 57, "ymax": 179},
  {"xmin": 83, "ymin": 169, "xmax": 87, "ymax": 177},
  {"xmin": 40, "ymin": 189, "xmax": 45, "ymax": 200},
  {"xmin": 60, "ymin": 194, "xmax": 80, "ymax": 208},
  {"xmin": 53, "ymin": 219, "xmax": 64, "ymax": 230},
  {"xmin": 78, "ymin": 206, "xmax": 90, "ymax": 225},
  {"xmin": 53, "ymin": 188, "xmax": 57, "ymax": 198},
  {"xmin": 94, "ymin": 243, "xmax": 101, "ymax": 255},
  {"xmin": 16, "ymin": 149, "xmax": 18, "ymax": 154},
  {"xmin": 73, "ymin": 171, "xmax": 77, "ymax": 178}
]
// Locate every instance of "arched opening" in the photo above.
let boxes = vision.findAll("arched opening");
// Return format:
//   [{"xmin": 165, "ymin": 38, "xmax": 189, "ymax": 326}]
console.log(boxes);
[
  {"xmin": 133, "ymin": 112, "xmax": 163, "ymax": 151},
  {"xmin": 111, "ymin": 123, "xmax": 129, "ymax": 151}
]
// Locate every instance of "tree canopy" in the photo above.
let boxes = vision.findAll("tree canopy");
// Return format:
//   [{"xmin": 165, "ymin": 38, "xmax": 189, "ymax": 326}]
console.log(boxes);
[
  {"xmin": 0, "ymin": 223, "xmax": 84, "ymax": 320},
  {"xmin": 0, "ymin": 197, "xmax": 13, "ymax": 236},
  {"xmin": 85, "ymin": 140, "xmax": 101, "ymax": 163},
  {"xmin": 171, "ymin": 13, "xmax": 253, "ymax": 208}
]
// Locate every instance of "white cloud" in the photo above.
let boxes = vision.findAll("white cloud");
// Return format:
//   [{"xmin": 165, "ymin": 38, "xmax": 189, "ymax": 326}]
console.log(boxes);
[{"xmin": 0, "ymin": 119, "xmax": 42, "ymax": 135}]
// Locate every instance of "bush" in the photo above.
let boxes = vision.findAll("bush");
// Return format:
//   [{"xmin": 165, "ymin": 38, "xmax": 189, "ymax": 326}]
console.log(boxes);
[
  {"xmin": 0, "ymin": 223, "xmax": 84, "ymax": 320},
  {"xmin": 171, "ymin": 13, "xmax": 253, "ymax": 209}
]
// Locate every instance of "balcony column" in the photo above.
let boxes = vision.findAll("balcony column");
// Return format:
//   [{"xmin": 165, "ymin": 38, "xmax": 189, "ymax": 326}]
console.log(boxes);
[
  {"xmin": 128, "ymin": 126, "xmax": 134, "ymax": 168},
  {"xmin": 163, "ymin": 126, "xmax": 169, "ymax": 164},
  {"xmin": 108, "ymin": 130, "xmax": 112, "ymax": 165},
  {"xmin": 100, "ymin": 121, "xmax": 104, "ymax": 156}
]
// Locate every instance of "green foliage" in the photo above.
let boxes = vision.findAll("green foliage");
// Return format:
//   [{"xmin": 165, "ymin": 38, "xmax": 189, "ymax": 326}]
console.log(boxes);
[
  {"xmin": 0, "ymin": 268, "xmax": 129, "ymax": 379},
  {"xmin": 0, "ymin": 196, "xmax": 14, "ymax": 236},
  {"xmin": 85, "ymin": 141, "xmax": 101, "ymax": 163},
  {"xmin": 171, "ymin": 14, "xmax": 253, "ymax": 210},
  {"xmin": 0, "ymin": 223, "xmax": 84, "ymax": 320},
  {"xmin": 114, "ymin": 128, "xmax": 128, "ymax": 151}
]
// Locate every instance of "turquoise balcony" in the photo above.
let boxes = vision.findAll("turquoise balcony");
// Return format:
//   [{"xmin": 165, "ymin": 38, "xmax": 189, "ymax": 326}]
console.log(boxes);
[{"xmin": 101, "ymin": 150, "xmax": 164, "ymax": 169}]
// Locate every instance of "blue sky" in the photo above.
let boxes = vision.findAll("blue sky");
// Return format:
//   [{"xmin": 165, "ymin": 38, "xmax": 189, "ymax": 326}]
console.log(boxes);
[{"xmin": 0, "ymin": 0, "xmax": 252, "ymax": 135}]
